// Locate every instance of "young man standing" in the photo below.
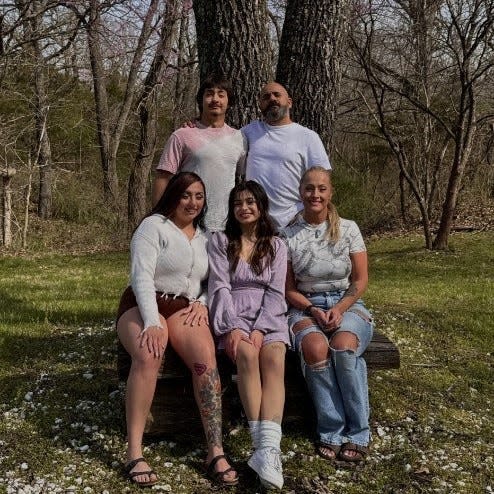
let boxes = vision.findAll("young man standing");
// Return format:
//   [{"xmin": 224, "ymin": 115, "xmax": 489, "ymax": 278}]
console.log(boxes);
[{"xmin": 152, "ymin": 75, "xmax": 246, "ymax": 232}]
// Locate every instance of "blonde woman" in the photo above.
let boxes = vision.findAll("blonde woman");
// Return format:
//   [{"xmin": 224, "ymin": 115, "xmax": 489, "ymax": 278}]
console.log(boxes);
[{"xmin": 282, "ymin": 167, "xmax": 374, "ymax": 463}]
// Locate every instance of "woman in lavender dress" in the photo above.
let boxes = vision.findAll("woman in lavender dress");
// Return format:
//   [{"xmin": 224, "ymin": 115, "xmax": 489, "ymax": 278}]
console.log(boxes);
[{"xmin": 208, "ymin": 181, "xmax": 289, "ymax": 491}]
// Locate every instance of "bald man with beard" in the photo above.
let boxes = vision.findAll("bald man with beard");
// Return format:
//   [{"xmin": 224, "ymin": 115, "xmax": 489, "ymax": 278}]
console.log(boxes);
[{"xmin": 242, "ymin": 82, "xmax": 331, "ymax": 231}]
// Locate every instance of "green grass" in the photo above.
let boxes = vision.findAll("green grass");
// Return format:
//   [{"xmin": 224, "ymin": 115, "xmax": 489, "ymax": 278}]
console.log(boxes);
[{"xmin": 0, "ymin": 232, "xmax": 493, "ymax": 493}]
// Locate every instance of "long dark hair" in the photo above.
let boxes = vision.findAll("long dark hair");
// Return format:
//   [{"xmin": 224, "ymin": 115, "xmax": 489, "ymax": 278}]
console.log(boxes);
[
  {"xmin": 150, "ymin": 171, "xmax": 207, "ymax": 229},
  {"xmin": 225, "ymin": 181, "xmax": 275, "ymax": 275}
]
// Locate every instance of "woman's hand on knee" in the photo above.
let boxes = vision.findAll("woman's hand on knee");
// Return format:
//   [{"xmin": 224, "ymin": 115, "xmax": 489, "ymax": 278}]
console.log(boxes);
[
  {"xmin": 139, "ymin": 325, "xmax": 167, "ymax": 358},
  {"xmin": 181, "ymin": 301, "xmax": 209, "ymax": 327},
  {"xmin": 225, "ymin": 329, "xmax": 251, "ymax": 362},
  {"xmin": 250, "ymin": 329, "xmax": 264, "ymax": 350}
]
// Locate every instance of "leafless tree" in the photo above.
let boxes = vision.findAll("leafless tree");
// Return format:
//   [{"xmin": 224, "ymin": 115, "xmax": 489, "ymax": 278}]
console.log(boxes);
[
  {"xmin": 351, "ymin": 0, "xmax": 494, "ymax": 249},
  {"xmin": 127, "ymin": 0, "xmax": 183, "ymax": 231},
  {"xmin": 63, "ymin": 0, "xmax": 164, "ymax": 203}
]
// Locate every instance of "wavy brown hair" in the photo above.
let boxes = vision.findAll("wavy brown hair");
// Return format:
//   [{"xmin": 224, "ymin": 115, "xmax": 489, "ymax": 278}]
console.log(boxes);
[
  {"xmin": 225, "ymin": 181, "xmax": 276, "ymax": 276},
  {"xmin": 149, "ymin": 171, "xmax": 207, "ymax": 229}
]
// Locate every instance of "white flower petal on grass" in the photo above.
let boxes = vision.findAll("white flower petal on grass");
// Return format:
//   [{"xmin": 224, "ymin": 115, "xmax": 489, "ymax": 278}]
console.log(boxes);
[
  {"xmin": 163, "ymin": 462, "xmax": 173, "ymax": 468},
  {"xmin": 152, "ymin": 484, "xmax": 172, "ymax": 491}
]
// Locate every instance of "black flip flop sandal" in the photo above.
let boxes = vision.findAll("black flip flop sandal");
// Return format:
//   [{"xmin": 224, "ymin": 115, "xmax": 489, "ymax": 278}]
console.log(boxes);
[{"xmin": 124, "ymin": 457, "xmax": 158, "ymax": 488}]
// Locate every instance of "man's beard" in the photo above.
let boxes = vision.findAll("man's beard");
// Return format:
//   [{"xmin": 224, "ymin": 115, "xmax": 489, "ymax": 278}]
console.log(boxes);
[{"xmin": 262, "ymin": 103, "xmax": 289, "ymax": 123}]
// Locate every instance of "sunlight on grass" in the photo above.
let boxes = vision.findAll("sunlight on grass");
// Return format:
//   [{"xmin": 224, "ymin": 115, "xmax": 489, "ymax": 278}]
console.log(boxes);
[{"xmin": 0, "ymin": 233, "xmax": 493, "ymax": 493}]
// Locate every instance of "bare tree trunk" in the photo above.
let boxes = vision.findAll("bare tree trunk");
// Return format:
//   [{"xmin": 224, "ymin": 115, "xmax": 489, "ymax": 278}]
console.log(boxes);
[
  {"xmin": 276, "ymin": 0, "xmax": 348, "ymax": 150},
  {"xmin": 433, "ymin": 96, "xmax": 475, "ymax": 249},
  {"xmin": 23, "ymin": 158, "xmax": 33, "ymax": 248},
  {"xmin": 2, "ymin": 168, "xmax": 16, "ymax": 248},
  {"xmin": 35, "ymin": 75, "xmax": 52, "ymax": 219},
  {"xmin": 17, "ymin": 0, "xmax": 53, "ymax": 218},
  {"xmin": 84, "ymin": 0, "xmax": 160, "ymax": 203},
  {"xmin": 86, "ymin": 0, "xmax": 117, "ymax": 201},
  {"xmin": 399, "ymin": 170, "xmax": 407, "ymax": 225},
  {"xmin": 193, "ymin": 0, "xmax": 272, "ymax": 127},
  {"xmin": 127, "ymin": 0, "xmax": 181, "ymax": 232},
  {"xmin": 173, "ymin": 5, "xmax": 192, "ymax": 129}
]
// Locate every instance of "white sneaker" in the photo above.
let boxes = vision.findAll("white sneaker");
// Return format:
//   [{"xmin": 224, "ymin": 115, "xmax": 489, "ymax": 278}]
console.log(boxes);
[{"xmin": 247, "ymin": 447, "xmax": 283, "ymax": 490}]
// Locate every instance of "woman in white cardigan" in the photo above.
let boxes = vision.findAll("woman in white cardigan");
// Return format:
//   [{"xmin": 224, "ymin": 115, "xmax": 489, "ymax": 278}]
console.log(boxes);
[{"xmin": 116, "ymin": 172, "xmax": 237, "ymax": 488}]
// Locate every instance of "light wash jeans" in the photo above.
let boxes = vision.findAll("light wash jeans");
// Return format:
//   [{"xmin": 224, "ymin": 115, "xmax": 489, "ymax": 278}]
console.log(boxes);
[{"xmin": 288, "ymin": 290, "xmax": 374, "ymax": 446}]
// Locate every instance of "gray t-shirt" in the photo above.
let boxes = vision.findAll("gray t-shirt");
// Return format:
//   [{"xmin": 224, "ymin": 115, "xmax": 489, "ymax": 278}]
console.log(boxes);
[{"xmin": 281, "ymin": 215, "xmax": 366, "ymax": 293}]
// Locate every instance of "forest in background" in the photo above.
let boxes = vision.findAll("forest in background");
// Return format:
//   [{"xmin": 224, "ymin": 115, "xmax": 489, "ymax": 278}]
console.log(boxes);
[{"xmin": 1, "ymin": 0, "xmax": 493, "ymax": 253}]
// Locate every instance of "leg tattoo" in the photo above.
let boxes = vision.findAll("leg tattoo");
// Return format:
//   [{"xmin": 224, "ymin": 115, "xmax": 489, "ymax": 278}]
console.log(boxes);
[
  {"xmin": 193, "ymin": 362, "xmax": 207, "ymax": 376},
  {"xmin": 198, "ymin": 367, "xmax": 223, "ymax": 448}
]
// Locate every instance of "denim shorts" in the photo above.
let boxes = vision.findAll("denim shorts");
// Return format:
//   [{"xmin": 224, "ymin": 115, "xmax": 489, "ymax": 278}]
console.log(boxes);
[{"xmin": 288, "ymin": 290, "xmax": 374, "ymax": 356}]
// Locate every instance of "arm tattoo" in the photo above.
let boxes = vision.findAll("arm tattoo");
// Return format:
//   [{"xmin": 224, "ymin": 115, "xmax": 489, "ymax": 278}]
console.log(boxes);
[
  {"xmin": 197, "ymin": 367, "xmax": 223, "ymax": 448},
  {"xmin": 341, "ymin": 282, "xmax": 358, "ymax": 301}
]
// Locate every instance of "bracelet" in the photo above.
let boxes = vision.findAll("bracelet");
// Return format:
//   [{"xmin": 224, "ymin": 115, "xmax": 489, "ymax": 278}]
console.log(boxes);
[{"xmin": 303, "ymin": 304, "xmax": 315, "ymax": 316}]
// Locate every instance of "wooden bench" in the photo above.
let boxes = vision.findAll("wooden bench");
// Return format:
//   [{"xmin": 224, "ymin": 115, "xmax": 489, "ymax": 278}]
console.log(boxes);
[{"xmin": 117, "ymin": 331, "xmax": 399, "ymax": 436}]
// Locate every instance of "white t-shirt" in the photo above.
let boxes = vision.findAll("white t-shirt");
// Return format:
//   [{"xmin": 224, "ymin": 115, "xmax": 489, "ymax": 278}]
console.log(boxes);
[
  {"xmin": 281, "ymin": 215, "xmax": 366, "ymax": 293},
  {"xmin": 157, "ymin": 123, "xmax": 246, "ymax": 232},
  {"xmin": 242, "ymin": 121, "xmax": 331, "ymax": 229}
]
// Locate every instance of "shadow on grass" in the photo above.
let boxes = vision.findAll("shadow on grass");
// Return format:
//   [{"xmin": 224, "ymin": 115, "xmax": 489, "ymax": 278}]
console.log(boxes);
[
  {"xmin": 0, "ymin": 288, "xmax": 115, "ymax": 327},
  {"xmin": 0, "ymin": 321, "xmax": 326, "ymax": 492}
]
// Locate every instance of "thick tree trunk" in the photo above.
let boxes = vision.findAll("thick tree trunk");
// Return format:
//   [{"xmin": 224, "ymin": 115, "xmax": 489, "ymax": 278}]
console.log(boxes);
[
  {"xmin": 276, "ymin": 0, "xmax": 348, "ymax": 151},
  {"xmin": 193, "ymin": 0, "xmax": 272, "ymax": 128},
  {"xmin": 173, "ymin": 5, "xmax": 192, "ymax": 129}
]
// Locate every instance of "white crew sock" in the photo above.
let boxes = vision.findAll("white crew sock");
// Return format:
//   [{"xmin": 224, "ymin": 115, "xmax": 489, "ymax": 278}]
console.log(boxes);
[
  {"xmin": 248, "ymin": 420, "xmax": 261, "ymax": 450},
  {"xmin": 248, "ymin": 420, "xmax": 284, "ymax": 490},
  {"xmin": 258, "ymin": 420, "xmax": 282, "ymax": 450}
]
